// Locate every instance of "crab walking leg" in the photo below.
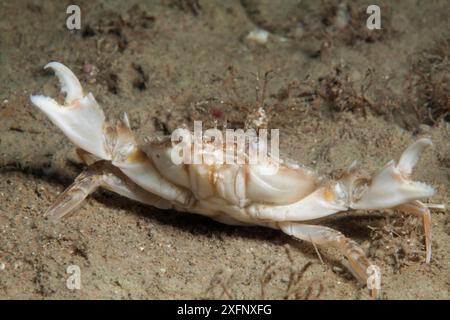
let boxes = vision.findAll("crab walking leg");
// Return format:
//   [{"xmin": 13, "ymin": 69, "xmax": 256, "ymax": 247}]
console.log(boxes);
[
  {"xmin": 76, "ymin": 148, "xmax": 99, "ymax": 165},
  {"xmin": 44, "ymin": 161, "xmax": 173, "ymax": 221},
  {"xmin": 395, "ymin": 200, "xmax": 432, "ymax": 263},
  {"xmin": 279, "ymin": 223, "xmax": 380, "ymax": 299},
  {"xmin": 44, "ymin": 167, "xmax": 102, "ymax": 221}
]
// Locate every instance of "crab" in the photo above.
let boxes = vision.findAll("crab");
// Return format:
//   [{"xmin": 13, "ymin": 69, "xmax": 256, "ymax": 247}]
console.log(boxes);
[{"xmin": 30, "ymin": 61, "xmax": 441, "ymax": 298}]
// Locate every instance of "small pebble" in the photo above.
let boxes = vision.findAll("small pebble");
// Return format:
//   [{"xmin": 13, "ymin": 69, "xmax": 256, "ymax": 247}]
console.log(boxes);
[
  {"xmin": 83, "ymin": 63, "xmax": 93, "ymax": 74},
  {"xmin": 246, "ymin": 29, "xmax": 269, "ymax": 45},
  {"xmin": 333, "ymin": 266, "xmax": 344, "ymax": 273}
]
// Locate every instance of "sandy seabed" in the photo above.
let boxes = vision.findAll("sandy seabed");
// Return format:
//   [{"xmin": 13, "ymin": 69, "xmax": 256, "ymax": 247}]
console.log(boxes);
[{"xmin": 0, "ymin": 0, "xmax": 448, "ymax": 299}]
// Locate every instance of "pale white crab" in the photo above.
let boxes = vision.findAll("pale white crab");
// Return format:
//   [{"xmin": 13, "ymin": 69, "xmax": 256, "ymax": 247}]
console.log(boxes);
[{"xmin": 31, "ymin": 62, "xmax": 441, "ymax": 298}]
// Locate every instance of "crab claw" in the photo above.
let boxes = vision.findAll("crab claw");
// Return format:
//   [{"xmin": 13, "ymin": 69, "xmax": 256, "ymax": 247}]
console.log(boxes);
[
  {"xmin": 30, "ymin": 62, "xmax": 111, "ymax": 160},
  {"xmin": 397, "ymin": 138, "xmax": 433, "ymax": 177},
  {"xmin": 351, "ymin": 139, "xmax": 435, "ymax": 210},
  {"xmin": 44, "ymin": 62, "xmax": 84, "ymax": 104}
]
